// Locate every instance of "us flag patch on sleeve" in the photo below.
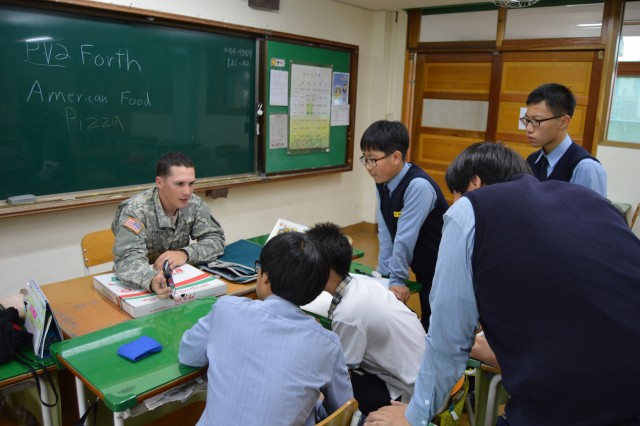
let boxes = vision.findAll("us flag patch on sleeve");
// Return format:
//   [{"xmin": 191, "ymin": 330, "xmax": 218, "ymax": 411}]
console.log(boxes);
[{"xmin": 123, "ymin": 217, "xmax": 144, "ymax": 234}]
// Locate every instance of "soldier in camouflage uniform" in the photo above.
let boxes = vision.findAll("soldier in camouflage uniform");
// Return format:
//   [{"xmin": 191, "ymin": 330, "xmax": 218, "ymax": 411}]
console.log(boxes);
[{"xmin": 111, "ymin": 152, "xmax": 225, "ymax": 297}]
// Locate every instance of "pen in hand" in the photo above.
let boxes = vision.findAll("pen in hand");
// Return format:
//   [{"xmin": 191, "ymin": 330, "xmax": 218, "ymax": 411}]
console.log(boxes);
[{"xmin": 162, "ymin": 260, "xmax": 176, "ymax": 299}]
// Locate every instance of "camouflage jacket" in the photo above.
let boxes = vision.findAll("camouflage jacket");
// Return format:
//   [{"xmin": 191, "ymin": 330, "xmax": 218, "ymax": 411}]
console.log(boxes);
[{"xmin": 111, "ymin": 187, "xmax": 225, "ymax": 291}]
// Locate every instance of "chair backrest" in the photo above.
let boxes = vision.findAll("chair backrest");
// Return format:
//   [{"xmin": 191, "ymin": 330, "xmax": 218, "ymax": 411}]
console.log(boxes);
[
  {"xmin": 316, "ymin": 399, "xmax": 358, "ymax": 426},
  {"xmin": 81, "ymin": 229, "xmax": 115, "ymax": 274}
]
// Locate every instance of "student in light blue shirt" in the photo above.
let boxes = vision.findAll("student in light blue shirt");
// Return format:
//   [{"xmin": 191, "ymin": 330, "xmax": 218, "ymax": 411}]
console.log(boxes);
[
  {"xmin": 366, "ymin": 142, "xmax": 640, "ymax": 426},
  {"xmin": 523, "ymin": 83, "xmax": 607, "ymax": 197},
  {"xmin": 360, "ymin": 120, "xmax": 449, "ymax": 332},
  {"xmin": 179, "ymin": 232, "xmax": 353, "ymax": 426}
]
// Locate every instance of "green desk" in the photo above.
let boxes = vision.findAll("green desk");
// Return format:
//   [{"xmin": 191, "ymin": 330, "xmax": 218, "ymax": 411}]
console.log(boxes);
[
  {"xmin": 50, "ymin": 297, "xmax": 217, "ymax": 426},
  {"xmin": 0, "ymin": 349, "xmax": 57, "ymax": 426}
]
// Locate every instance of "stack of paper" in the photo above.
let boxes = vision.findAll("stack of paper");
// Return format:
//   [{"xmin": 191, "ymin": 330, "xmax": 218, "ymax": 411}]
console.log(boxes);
[
  {"xmin": 267, "ymin": 218, "xmax": 310, "ymax": 242},
  {"xmin": 24, "ymin": 279, "xmax": 63, "ymax": 358},
  {"xmin": 93, "ymin": 264, "xmax": 226, "ymax": 318}
]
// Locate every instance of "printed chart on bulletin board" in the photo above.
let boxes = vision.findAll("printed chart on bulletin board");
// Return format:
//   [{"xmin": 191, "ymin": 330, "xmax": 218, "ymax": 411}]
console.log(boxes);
[{"xmin": 265, "ymin": 40, "xmax": 352, "ymax": 174}]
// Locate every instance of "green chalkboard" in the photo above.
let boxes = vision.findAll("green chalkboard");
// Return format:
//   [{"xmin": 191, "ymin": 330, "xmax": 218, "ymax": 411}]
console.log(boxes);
[
  {"xmin": 265, "ymin": 40, "xmax": 352, "ymax": 174},
  {"xmin": 0, "ymin": 2, "xmax": 257, "ymax": 201}
]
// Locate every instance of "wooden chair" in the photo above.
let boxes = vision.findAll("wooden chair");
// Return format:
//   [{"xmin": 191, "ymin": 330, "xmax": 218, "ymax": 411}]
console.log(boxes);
[
  {"xmin": 81, "ymin": 229, "xmax": 115, "ymax": 275},
  {"xmin": 316, "ymin": 398, "xmax": 359, "ymax": 426}
]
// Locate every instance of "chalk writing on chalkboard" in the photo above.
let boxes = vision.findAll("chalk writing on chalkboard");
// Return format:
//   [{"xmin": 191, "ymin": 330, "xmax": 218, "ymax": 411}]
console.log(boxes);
[{"xmin": 0, "ymin": 3, "xmax": 257, "ymax": 201}]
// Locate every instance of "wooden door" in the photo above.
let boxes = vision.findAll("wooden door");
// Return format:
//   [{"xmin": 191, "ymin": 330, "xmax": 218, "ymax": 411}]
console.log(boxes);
[
  {"xmin": 409, "ymin": 52, "xmax": 495, "ymax": 203},
  {"xmin": 497, "ymin": 50, "xmax": 602, "ymax": 158},
  {"xmin": 408, "ymin": 50, "xmax": 603, "ymax": 203}
]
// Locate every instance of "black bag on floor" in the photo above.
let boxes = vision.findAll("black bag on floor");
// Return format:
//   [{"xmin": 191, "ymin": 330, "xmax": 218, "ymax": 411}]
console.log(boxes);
[
  {"xmin": 0, "ymin": 306, "xmax": 59, "ymax": 408},
  {"xmin": 0, "ymin": 307, "xmax": 32, "ymax": 364}
]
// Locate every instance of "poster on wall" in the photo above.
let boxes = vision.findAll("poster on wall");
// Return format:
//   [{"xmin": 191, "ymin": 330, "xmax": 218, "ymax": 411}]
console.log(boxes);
[{"xmin": 288, "ymin": 63, "xmax": 332, "ymax": 154}]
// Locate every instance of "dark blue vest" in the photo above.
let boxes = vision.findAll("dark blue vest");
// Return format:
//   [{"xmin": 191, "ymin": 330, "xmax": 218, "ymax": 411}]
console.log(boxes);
[
  {"xmin": 527, "ymin": 142, "xmax": 598, "ymax": 182},
  {"xmin": 466, "ymin": 174, "xmax": 640, "ymax": 425},
  {"xmin": 376, "ymin": 164, "xmax": 448, "ymax": 284}
]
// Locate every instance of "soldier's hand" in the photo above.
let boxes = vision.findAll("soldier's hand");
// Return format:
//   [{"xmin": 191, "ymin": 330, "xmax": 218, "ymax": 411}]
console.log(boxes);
[
  {"xmin": 153, "ymin": 250, "xmax": 189, "ymax": 271},
  {"xmin": 151, "ymin": 272, "xmax": 173, "ymax": 299}
]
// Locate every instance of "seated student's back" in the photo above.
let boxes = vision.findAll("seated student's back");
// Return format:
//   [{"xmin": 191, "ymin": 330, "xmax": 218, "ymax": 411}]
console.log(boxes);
[{"xmin": 179, "ymin": 232, "xmax": 353, "ymax": 426}]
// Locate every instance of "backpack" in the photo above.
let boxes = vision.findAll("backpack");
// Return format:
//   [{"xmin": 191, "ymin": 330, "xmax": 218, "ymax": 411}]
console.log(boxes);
[
  {"xmin": 0, "ymin": 306, "xmax": 59, "ymax": 408},
  {"xmin": 0, "ymin": 307, "xmax": 32, "ymax": 364}
]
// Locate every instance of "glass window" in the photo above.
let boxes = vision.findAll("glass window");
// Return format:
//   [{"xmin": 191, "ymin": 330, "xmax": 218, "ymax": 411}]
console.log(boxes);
[
  {"xmin": 505, "ymin": 3, "xmax": 604, "ymax": 39},
  {"xmin": 420, "ymin": 11, "xmax": 498, "ymax": 42},
  {"xmin": 607, "ymin": 1, "xmax": 640, "ymax": 144},
  {"xmin": 422, "ymin": 99, "xmax": 488, "ymax": 131}
]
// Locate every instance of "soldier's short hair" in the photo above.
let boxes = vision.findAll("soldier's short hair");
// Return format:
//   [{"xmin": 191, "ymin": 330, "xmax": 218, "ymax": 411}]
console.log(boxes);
[{"xmin": 157, "ymin": 152, "xmax": 195, "ymax": 177}]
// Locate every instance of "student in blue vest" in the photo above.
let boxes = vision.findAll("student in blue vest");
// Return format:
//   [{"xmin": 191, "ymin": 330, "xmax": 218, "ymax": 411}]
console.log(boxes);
[
  {"xmin": 523, "ymin": 82, "xmax": 607, "ymax": 197},
  {"xmin": 359, "ymin": 120, "xmax": 449, "ymax": 332},
  {"xmin": 365, "ymin": 142, "xmax": 640, "ymax": 426}
]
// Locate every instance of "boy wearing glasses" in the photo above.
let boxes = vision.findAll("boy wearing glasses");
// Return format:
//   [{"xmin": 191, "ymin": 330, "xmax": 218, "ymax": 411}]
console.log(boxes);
[
  {"xmin": 360, "ymin": 120, "xmax": 448, "ymax": 332},
  {"xmin": 522, "ymin": 83, "xmax": 607, "ymax": 197},
  {"xmin": 179, "ymin": 232, "xmax": 353, "ymax": 425}
]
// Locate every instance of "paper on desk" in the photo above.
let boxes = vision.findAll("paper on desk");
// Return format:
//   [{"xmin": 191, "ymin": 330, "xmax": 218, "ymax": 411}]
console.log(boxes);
[
  {"xmin": 267, "ymin": 218, "xmax": 309, "ymax": 243},
  {"xmin": 139, "ymin": 377, "xmax": 207, "ymax": 412}
]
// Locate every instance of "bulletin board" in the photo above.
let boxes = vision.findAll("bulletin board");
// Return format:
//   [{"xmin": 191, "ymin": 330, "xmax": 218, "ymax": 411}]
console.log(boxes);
[{"xmin": 264, "ymin": 39, "xmax": 356, "ymax": 174}]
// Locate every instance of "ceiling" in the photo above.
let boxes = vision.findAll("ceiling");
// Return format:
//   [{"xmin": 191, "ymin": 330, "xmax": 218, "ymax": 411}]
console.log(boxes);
[{"xmin": 331, "ymin": 0, "xmax": 488, "ymax": 11}]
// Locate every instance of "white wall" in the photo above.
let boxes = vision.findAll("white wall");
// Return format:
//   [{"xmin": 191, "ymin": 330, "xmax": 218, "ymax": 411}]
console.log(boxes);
[
  {"xmin": 598, "ymin": 145, "xmax": 640, "ymax": 214},
  {"xmin": 0, "ymin": 0, "xmax": 409, "ymax": 297}
]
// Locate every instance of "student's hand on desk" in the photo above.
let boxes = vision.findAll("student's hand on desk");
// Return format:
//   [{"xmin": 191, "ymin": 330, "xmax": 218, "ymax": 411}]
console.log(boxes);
[
  {"xmin": 153, "ymin": 250, "xmax": 189, "ymax": 271},
  {"xmin": 389, "ymin": 285, "xmax": 410, "ymax": 303},
  {"xmin": 151, "ymin": 272, "xmax": 173, "ymax": 299},
  {"xmin": 364, "ymin": 401, "xmax": 410, "ymax": 425}
]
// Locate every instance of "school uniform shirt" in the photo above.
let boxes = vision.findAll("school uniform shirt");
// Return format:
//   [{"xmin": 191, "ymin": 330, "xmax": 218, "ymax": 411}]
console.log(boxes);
[
  {"xmin": 330, "ymin": 274, "xmax": 426, "ymax": 401},
  {"xmin": 111, "ymin": 187, "xmax": 225, "ymax": 291},
  {"xmin": 527, "ymin": 135, "xmax": 607, "ymax": 197},
  {"xmin": 376, "ymin": 163, "xmax": 440, "ymax": 289},
  {"xmin": 179, "ymin": 295, "xmax": 353, "ymax": 426}
]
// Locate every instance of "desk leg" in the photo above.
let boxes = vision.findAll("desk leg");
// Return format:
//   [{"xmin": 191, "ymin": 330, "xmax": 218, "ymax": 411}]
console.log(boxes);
[
  {"xmin": 484, "ymin": 374, "xmax": 502, "ymax": 426},
  {"xmin": 75, "ymin": 378, "xmax": 88, "ymax": 425},
  {"xmin": 114, "ymin": 411, "xmax": 125, "ymax": 426}
]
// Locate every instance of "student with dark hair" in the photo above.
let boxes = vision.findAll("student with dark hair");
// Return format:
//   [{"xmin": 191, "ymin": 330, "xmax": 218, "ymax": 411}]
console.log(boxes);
[
  {"xmin": 307, "ymin": 223, "xmax": 425, "ymax": 417},
  {"xmin": 112, "ymin": 151, "xmax": 225, "ymax": 296},
  {"xmin": 366, "ymin": 142, "xmax": 640, "ymax": 426},
  {"xmin": 444, "ymin": 140, "xmax": 532, "ymax": 194},
  {"xmin": 360, "ymin": 120, "xmax": 448, "ymax": 331},
  {"xmin": 179, "ymin": 232, "xmax": 353, "ymax": 426},
  {"xmin": 523, "ymin": 83, "xmax": 607, "ymax": 197}
]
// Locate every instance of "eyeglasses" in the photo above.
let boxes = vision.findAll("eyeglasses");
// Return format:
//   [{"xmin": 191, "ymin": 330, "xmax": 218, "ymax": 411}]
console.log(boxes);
[
  {"xmin": 359, "ymin": 153, "xmax": 392, "ymax": 168},
  {"xmin": 519, "ymin": 115, "xmax": 564, "ymax": 128},
  {"xmin": 254, "ymin": 260, "xmax": 261, "ymax": 275}
]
